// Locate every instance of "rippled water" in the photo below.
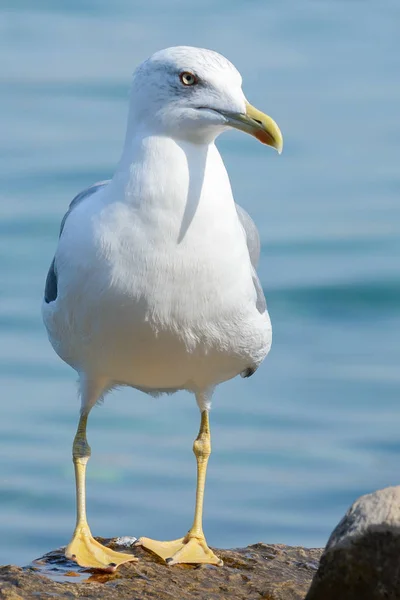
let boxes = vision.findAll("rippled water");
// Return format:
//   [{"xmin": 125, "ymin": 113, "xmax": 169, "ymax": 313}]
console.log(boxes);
[{"xmin": 1, "ymin": 1, "xmax": 399, "ymax": 567}]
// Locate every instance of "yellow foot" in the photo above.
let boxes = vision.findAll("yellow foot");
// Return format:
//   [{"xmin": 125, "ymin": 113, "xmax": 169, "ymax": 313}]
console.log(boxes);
[
  {"xmin": 65, "ymin": 526, "xmax": 138, "ymax": 572},
  {"xmin": 138, "ymin": 535, "xmax": 223, "ymax": 566}
]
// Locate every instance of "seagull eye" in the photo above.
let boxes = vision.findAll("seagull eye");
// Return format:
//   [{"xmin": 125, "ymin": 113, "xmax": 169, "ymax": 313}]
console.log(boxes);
[{"xmin": 180, "ymin": 72, "xmax": 198, "ymax": 86}]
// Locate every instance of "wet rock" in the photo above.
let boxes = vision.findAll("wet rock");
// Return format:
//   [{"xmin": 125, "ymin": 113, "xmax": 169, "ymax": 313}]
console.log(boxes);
[
  {"xmin": 306, "ymin": 486, "xmax": 400, "ymax": 600},
  {"xmin": 0, "ymin": 539, "xmax": 322, "ymax": 600}
]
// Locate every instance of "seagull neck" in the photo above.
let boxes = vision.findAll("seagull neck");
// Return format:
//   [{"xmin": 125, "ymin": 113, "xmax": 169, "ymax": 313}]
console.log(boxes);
[{"xmin": 112, "ymin": 133, "xmax": 233, "ymax": 216}]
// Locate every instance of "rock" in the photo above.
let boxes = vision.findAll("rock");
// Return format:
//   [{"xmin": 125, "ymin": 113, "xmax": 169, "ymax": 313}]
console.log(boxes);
[
  {"xmin": 306, "ymin": 486, "xmax": 400, "ymax": 600},
  {"xmin": 0, "ymin": 540, "xmax": 322, "ymax": 600}
]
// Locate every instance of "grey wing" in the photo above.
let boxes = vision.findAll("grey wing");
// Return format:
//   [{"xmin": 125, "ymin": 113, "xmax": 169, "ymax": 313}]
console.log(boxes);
[
  {"xmin": 44, "ymin": 180, "xmax": 110, "ymax": 304},
  {"xmin": 235, "ymin": 204, "xmax": 260, "ymax": 269},
  {"xmin": 236, "ymin": 203, "xmax": 267, "ymax": 315}
]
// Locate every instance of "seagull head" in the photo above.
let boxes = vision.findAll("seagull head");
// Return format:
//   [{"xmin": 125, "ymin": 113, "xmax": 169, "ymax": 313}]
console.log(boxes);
[{"xmin": 127, "ymin": 46, "xmax": 283, "ymax": 152}]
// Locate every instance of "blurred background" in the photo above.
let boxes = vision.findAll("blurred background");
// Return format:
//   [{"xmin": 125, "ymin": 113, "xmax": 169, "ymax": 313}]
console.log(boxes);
[{"xmin": 0, "ymin": 0, "xmax": 399, "ymax": 567}]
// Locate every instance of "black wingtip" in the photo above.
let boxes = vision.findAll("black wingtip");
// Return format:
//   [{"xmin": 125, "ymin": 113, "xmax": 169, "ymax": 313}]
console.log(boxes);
[{"xmin": 241, "ymin": 366, "xmax": 257, "ymax": 378}]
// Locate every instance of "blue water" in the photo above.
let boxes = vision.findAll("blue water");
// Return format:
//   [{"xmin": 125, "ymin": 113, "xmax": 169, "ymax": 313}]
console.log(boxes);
[{"xmin": 1, "ymin": 1, "xmax": 399, "ymax": 567}]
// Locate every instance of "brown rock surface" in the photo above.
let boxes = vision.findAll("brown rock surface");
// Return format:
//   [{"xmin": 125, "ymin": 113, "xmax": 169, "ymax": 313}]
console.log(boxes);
[{"xmin": 0, "ymin": 539, "xmax": 321, "ymax": 600}]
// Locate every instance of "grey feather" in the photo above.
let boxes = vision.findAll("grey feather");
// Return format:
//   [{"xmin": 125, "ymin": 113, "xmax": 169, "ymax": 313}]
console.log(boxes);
[
  {"xmin": 236, "ymin": 204, "xmax": 266, "ymax": 314},
  {"xmin": 252, "ymin": 272, "xmax": 267, "ymax": 314},
  {"xmin": 235, "ymin": 204, "xmax": 260, "ymax": 269},
  {"xmin": 44, "ymin": 180, "xmax": 110, "ymax": 304},
  {"xmin": 58, "ymin": 180, "xmax": 110, "ymax": 236},
  {"xmin": 44, "ymin": 257, "xmax": 58, "ymax": 304}
]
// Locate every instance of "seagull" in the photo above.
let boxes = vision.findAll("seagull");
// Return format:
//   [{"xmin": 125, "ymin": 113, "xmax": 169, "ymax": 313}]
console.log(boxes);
[{"xmin": 42, "ymin": 46, "xmax": 283, "ymax": 571}]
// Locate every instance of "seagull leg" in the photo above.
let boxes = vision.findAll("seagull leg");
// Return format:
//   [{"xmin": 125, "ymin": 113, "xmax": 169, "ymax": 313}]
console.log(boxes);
[
  {"xmin": 139, "ymin": 409, "xmax": 223, "ymax": 566},
  {"xmin": 65, "ymin": 412, "xmax": 137, "ymax": 571}
]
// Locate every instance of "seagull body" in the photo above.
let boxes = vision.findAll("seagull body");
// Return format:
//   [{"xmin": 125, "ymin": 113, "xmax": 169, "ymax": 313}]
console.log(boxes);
[
  {"xmin": 46, "ymin": 143, "xmax": 269, "ymax": 394},
  {"xmin": 42, "ymin": 46, "xmax": 282, "ymax": 570}
]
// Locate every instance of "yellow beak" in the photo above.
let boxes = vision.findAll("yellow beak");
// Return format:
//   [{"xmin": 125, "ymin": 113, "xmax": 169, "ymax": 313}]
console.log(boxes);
[{"xmin": 218, "ymin": 101, "xmax": 283, "ymax": 154}]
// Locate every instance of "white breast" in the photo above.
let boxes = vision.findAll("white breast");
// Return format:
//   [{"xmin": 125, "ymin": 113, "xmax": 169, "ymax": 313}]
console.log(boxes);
[{"xmin": 43, "ymin": 136, "xmax": 271, "ymax": 392}]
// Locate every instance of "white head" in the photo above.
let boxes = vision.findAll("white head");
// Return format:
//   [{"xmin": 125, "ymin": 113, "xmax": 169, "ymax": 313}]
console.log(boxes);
[{"xmin": 127, "ymin": 46, "xmax": 283, "ymax": 151}]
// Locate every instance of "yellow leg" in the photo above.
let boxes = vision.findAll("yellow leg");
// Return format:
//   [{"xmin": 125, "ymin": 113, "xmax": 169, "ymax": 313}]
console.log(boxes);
[
  {"xmin": 65, "ymin": 413, "xmax": 137, "ymax": 571},
  {"xmin": 138, "ymin": 410, "xmax": 223, "ymax": 566}
]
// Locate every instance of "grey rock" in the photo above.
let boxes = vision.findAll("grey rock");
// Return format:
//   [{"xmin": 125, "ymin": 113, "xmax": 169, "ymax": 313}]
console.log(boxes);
[{"xmin": 307, "ymin": 486, "xmax": 400, "ymax": 600}]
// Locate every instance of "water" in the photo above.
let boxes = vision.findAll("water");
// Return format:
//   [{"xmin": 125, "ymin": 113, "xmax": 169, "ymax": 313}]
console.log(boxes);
[{"xmin": 1, "ymin": 0, "xmax": 399, "ymax": 567}]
